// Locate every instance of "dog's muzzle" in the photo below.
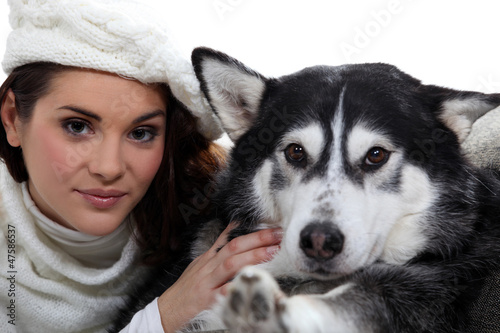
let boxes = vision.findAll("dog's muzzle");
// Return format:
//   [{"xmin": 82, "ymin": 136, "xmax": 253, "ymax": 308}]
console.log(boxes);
[{"xmin": 299, "ymin": 221, "xmax": 344, "ymax": 261}]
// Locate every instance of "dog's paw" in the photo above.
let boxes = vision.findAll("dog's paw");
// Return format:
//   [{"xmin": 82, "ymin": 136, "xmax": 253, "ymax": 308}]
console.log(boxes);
[{"xmin": 222, "ymin": 266, "xmax": 288, "ymax": 333}]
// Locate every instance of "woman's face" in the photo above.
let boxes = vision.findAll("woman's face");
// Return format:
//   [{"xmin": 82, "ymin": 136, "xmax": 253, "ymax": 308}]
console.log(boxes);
[{"xmin": 12, "ymin": 69, "xmax": 166, "ymax": 236}]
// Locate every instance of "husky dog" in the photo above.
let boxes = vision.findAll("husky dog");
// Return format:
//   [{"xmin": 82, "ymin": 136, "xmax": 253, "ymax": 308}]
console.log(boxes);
[
  {"xmin": 185, "ymin": 48, "xmax": 500, "ymax": 333},
  {"xmin": 110, "ymin": 48, "xmax": 500, "ymax": 333}
]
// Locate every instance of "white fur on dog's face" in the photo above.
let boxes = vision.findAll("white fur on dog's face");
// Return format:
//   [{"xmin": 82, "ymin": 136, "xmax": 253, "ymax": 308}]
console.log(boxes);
[{"xmin": 255, "ymin": 102, "xmax": 436, "ymax": 280}]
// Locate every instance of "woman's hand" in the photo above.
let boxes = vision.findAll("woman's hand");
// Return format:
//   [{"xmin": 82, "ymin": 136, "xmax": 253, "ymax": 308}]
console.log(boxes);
[{"xmin": 157, "ymin": 223, "xmax": 283, "ymax": 332}]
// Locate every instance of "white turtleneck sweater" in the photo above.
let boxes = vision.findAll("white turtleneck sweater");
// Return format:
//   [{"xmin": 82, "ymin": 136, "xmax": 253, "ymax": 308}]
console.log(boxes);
[
  {"xmin": 0, "ymin": 163, "xmax": 162, "ymax": 332},
  {"xmin": 22, "ymin": 182, "xmax": 130, "ymax": 269}
]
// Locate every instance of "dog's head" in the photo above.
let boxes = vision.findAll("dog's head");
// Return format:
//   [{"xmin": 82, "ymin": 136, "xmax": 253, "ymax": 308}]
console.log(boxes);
[{"xmin": 192, "ymin": 47, "xmax": 500, "ymax": 280}]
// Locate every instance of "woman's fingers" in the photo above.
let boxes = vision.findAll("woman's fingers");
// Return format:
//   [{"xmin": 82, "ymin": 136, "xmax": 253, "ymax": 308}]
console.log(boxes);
[
  {"xmin": 205, "ymin": 227, "xmax": 283, "ymax": 286},
  {"xmin": 212, "ymin": 243, "xmax": 281, "ymax": 288},
  {"xmin": 208, "ymin": 221, "xmax": 239, "ymax": 254},
  {"xmin": 221, "ymin": 227, "xmax": 283, "ymax": 256},
  {"xmin": 157, "ymin": 225, "xmax": 283, "ymax": 332},
  {"xmin": 189, "ymin": 226, "xmax": 282, "ymax": 288},
  {"xmin": 185, "ymin": 222, "xmax": 238, "ymax": 273}
]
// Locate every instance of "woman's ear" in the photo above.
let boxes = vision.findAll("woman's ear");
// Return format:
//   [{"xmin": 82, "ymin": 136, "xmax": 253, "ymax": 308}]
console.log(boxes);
[{"xmin": 1, "ymin": 89, "xmax": 22, "ymax": 147}]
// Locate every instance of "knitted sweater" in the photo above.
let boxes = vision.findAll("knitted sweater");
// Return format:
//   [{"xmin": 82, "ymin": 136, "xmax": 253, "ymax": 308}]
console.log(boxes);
[{"xmin": 0, "ymin": 163, "xmax": 150, "ymax": 333}]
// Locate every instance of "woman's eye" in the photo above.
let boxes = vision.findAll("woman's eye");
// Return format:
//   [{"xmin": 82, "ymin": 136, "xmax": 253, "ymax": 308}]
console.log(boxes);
[
  {"xmin": 285, "ymin": 143, "xmax": 307, "ymax": 167},
  {"xmin": 129, "ymin": 128, "xmax": 157, "ymax": 142},
  {"xmin": 364, "ymin": 147, "xmax": 390, "ymax": 167},
  {"xmin": 63, "ymin": 120, "xmax": 92, "ymax": 135}
]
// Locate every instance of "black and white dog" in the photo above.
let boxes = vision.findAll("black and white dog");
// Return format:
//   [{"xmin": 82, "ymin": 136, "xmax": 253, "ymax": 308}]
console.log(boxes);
[
  {"xmin": 188, "ymin": 48, "xmax": 500, "ymax": 333},
  {"xmin": 112, "ymin": 48, "xmax": 500, "ymax": 332}
]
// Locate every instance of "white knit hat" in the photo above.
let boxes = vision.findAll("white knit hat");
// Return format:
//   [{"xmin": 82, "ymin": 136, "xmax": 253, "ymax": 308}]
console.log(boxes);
[{"xmin": 2, "ymin": 0, "xmax": 223, "ymax": 140}]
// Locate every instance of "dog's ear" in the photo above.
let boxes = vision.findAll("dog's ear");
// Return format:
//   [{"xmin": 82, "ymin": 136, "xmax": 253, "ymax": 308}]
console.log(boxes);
[
  {"xmin": 424, "ymin": 86, "xmax": 500, "ymax": 143},
  {"xmin": 192, "ymin": 47, "xmax": 267, "ymax": 141}
]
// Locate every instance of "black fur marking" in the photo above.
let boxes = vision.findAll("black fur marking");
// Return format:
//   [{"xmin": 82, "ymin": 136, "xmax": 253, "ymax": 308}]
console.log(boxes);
[
  {"xmin": 270, "ymin": 158, "xmax": 288, "ymax": 191},
  {"xmin": 379, "ymin": 164, "xmax": 402, "ymax": 193},
  {"xmin": 311, "ymin": 203, "xmax": 336, "ymax": 219}
]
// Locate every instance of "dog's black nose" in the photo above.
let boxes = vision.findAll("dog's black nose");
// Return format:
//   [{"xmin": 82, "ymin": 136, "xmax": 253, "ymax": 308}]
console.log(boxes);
[{"xmin": 299, "ymin": 222, "xmax": 344, "ymax": 260}]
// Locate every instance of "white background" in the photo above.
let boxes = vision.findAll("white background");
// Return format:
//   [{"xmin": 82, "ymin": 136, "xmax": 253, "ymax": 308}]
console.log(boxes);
[{"xmin": 1, "ymin": 0, "xmax": 499, "ymax": 93}]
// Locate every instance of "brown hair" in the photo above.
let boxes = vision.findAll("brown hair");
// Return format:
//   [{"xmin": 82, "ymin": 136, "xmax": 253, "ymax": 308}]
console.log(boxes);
[
  {"xmin": 0, "ymin": 62, "xmax": 70, "ymax": 181},
  {"xmin": 134, "ymin": 93, "xmax": 226, "ymax": 265},
  {"xmin": 0, "ymin": 62, "xmax": 226, "ymax": 265}
]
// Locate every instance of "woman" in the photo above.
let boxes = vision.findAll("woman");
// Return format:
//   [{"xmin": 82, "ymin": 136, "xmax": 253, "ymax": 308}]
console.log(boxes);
[{"xmin": 0, "ymin": 1, "xmax": 281, "ymax": 332}]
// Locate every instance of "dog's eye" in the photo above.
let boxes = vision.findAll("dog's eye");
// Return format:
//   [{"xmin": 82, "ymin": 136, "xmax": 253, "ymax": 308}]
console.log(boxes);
[
  {"xmin": 364, "ymin": 147, "xmax": 389, "ymax": 167},
  {"xmin": 285, "ymin": 143, "xmax": 307, "ymax": 167}
]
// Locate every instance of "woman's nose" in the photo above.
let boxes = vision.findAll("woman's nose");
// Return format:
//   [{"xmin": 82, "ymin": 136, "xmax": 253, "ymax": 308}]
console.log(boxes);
[{"xmin": 88, "ymin": 137, "xmax": 126, "ymax": 181}]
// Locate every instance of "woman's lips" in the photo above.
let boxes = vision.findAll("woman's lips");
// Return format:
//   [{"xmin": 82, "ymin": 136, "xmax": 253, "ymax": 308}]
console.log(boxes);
[{"xmin": 75, "ymin": 189, "xmax": 126, "ymax": 209}]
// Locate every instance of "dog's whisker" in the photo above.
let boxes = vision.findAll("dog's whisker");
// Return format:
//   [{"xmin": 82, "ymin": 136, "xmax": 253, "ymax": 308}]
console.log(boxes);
[{"xmin": 464, "ymin": 168, "xmax": 497, "ymax": 195}]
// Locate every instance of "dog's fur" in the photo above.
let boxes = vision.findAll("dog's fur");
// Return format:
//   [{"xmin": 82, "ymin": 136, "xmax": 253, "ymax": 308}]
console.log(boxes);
[{"xmin": 111, "ymin": 48, "xmax": 500, "ymax": 333}]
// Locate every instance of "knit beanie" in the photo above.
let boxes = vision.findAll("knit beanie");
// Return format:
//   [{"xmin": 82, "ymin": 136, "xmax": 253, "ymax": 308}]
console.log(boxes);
[{"xmin": 2, "ymin": 0, "xmax": 222, "ymax": 140}]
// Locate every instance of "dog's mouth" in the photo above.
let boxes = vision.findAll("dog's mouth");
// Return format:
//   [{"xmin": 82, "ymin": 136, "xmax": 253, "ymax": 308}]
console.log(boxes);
[
  {"xmin": 297, "ymin": 259, "xmax": 352, "ymax": 280},
  {"xmin": 305, "ymin": 268, "xmax": 340, "ymax": 279}
]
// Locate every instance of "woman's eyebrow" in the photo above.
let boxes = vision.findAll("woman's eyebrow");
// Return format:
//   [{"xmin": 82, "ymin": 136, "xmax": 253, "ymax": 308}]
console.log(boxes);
[
  {"xmin": 57, "ymin": 105, "xmax": 102, "ymax": 121},
  {"xmin": 132, "ymin": 109, "xmax": 165, "ymax": 124},
  {"xmin": 56, "ymin": 106, "xmax": 165, "ymax": 124}
]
